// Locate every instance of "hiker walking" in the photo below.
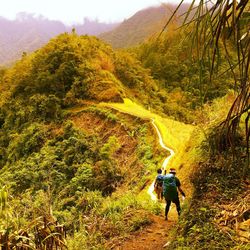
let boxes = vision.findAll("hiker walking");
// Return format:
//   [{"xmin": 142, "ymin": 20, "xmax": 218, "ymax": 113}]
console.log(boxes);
[
  {"xmin": 163, "ymin": 168, "xmax": 185, "ymax": 220},
  {"xmin": 154, "ymin": 168, "xmax": 164, "ymax": 200}
]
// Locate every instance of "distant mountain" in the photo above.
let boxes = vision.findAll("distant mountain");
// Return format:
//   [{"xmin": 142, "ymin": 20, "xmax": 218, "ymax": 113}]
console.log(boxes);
[
  {"xmin": 73, "ymin": 18, "xmax": 119, "ymax": 36},
  {"xmin": 99, "ymin": 4, "xmax": 189, "ymax": 48},
  {"xmin": 0, "ymin": 13, "xmax": 118, "ymax": 65}
]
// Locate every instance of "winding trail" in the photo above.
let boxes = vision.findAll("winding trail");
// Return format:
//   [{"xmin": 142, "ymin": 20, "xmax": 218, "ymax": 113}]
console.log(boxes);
[
  {"xmin": 100, "ymin": 99, "xmax": 182, "ymax": 202},
  {"xmin": 147, "ymin": 119, "xmax": 175, "ymax": 201},
  {"xmin": 100, "ymin": 99, "xmax": 194, "ymax": 249}
]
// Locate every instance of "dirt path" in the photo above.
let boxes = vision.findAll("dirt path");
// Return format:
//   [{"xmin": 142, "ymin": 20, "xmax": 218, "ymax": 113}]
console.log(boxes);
[
  {"xmin": 114, "ymin": 209, "xmax": 178, "ymax": 250},
  {"xmin": 100, "ymin": 100, "xmax": 182, "ymax": 249},
  {"xmin": 112, "ymin": 119, "xmax": 178, "ymax": 250}
]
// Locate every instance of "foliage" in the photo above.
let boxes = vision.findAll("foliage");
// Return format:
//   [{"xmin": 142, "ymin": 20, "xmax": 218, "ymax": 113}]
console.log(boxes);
[
  {"xmin": 164, "ymin": 0, "xmax": 250, "ymax": 164},
  {"xmin": 1, "ymin": 32, "xmax": 167, "ymax": 110},
  {"xmin": 135, "ymin": 28, "xmax": 236, "ymax": 109},
  {"xmin": 2, "ymin": 7, "xmax": 248, "ymax": 248},
  {"xmin": 169, "ymin": 116, "xmax": 249, "ymax": 249},
  {"xmin": 0, "ymin": 93, "xmax": 163, "ymax": 248},
  {"xmin": 171, "ymin": 202, "xmax": 235, "ymax": 250},
  {"xmin": 0, "ymin": 186, "xmax": 67, "ymax": 249},
  {"xmin": 114, "ymin": 51, "xmax": 153, "ymax": 89},
  {"xmin": 171, "ymin": 147, "xmax": 249, "ymax": 249},
  {"xmin": 0, "ymin": 43, "xmax": 166, "ymax": 243},
  {"xmin": 84, "ymin": 106, "xmax": 119, "ymax": 122}
]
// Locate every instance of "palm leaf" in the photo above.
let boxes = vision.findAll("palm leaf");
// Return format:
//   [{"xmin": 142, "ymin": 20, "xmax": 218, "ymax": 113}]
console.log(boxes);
[{"xmin": 161, "ymin": 0, "xmax": 250, "ymax": 166}]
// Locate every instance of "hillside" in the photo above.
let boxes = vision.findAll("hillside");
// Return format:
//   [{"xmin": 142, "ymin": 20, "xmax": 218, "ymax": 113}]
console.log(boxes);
[
  {"xmin": 0, "ymin": 1, "xmax": 249, "ymax": 248},
  {"xmin": 0, "ymin": 13, "xmax": 118, "ymax": 65},
  {"xmin": 99, "ymin": 4, "xmax": 189, "ymax": 48},
  {"xmin": 0, "ymin": 32, "xmax": 171, "ymax": 248}
]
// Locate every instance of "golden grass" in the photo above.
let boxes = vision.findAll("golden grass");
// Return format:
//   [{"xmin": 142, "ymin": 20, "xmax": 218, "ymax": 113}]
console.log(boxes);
[
  {"xmin": 101, "ymin": 99, "xmax": 193, "ymax": 147},
  {"xmin": 100, "ymin": 98, "xmax": 195, "ymax": 171},
  {"xmin": 100, "ymin": 98, "xmax": 197, "ymax": 197}
]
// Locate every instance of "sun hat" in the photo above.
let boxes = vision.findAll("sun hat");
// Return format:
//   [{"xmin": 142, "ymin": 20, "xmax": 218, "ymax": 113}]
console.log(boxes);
[{"xmin": 169, "ymin": 168, "xmax": 176, "ymax": 174}]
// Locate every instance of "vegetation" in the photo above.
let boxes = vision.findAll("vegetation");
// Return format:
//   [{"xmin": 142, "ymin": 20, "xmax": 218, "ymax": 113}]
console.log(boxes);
[
  {"xmin": 163, "ymin": 0, "xmax": 250, "ymax": 161},
  {"xmin": 168, "ymin": 95, "xmax": 249, "ymax": 249},
  {"xmin": 134, "ymin": 26, "xmax": 238, "ymax": 124},
  {"xmin": 159, "ymin": 1, "xmax": 249, "ymax": 248},
  {"xmin": 0, "ymin": 33, "xmax": 167, "ymax": 248},
  {"xmin": 0, "ymin": 1, "xmax": 249, "ymax": 248}
]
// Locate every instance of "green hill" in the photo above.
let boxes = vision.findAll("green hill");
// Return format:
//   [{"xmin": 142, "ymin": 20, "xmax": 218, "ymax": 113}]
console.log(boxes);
[{"xmin": 0, "ymin": 32, "xmax": 160, "ymax": 107}]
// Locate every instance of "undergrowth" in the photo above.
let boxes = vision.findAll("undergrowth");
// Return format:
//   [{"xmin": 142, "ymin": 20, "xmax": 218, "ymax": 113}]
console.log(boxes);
[
  {"xmin": 66, "ymin": 191, "xmax": 162, "ymax": 250},
  {"xmin": 169, "ymin": 127, "xmax": 250, "ymax": 250}
]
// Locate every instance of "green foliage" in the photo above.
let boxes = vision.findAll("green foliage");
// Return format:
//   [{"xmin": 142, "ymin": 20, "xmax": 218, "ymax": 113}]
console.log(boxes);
[
  {"xmin": 193, "ymin": 131, "xmax": 248, "ymax": 200},
  {"xmin": 100, "ymin": 135, "xmax": 120, "ymax": 159},
  {"xmin": 85, "ymin": 106, "xmax": 118, "ymax": 122},
  {"xmin": 135, "ymin": 29, "xmax": 236, "ymax": 109},
  {"xmin": 1, "ymin": 121, "xmax": 93, "ymax": 194},
  {"xmin": 0, "ymin": 187, "xmax": 67, "ymax": 249},
  {"xmin": 30, "ymin": 94, "xmax": 62, "ymax": 121},
  {"xmin": 65, "ymin": 190, "xmax": 160, "ymax": 249},
  {"xmin": 0, "ymin": 186, "xmax": 8, "ymax": 218},
  {"xmin": 0, "ymin": 95, "xmax": 63, "ymax": 134},
  {"xmin": 11, "ymin": 34, "xmax": 115, "ymax": 100},
  {"xmin": 96, "ymin": 135, "xmax": 122, "ymax": 192},
  {"xmin": 170, "ymin": 122, "xmax": 249, "ymax": 249},
  {"xmin": 171, "ymin": 204, "xmax": 234, "ymax": 250},
  {"xmin": 0, "ymin": 33, "xmax": 124, "ymax": 107},
  {"xmin": 67, "ymin": 232, "xmax": 89, "ymax": 250},
  {"xmin": 0, "ymin": 32, "xmax": 167, "ymax": 111},
  {"xmin": 114, "ymin": 51, "xmax": 153, "ymax": 89},
  {"xmin": 0, "ymin": 82, "xmax": 165, "ymax": 247},
  {"xmin": 0, "ymin": 68, "xmax": 6, "ymax": 82},
  {"xmin": 6, "ymin": 123, "xmax": 46, "ymax": 161}
]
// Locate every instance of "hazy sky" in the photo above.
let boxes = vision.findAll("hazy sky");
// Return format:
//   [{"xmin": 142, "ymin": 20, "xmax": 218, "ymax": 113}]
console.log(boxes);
[{"xmin": 0, "ymin": 0, "xmax": 184, "ymax": 24}]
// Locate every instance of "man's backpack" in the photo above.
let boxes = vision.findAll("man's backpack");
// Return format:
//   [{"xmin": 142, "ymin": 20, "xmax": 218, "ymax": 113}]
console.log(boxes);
[
  {"xmin": 163, "ymin": 174, "xmax": 177, "ymax": 197},
  {"xmin": 155, "ymin": 175, "xmax": 164, "ymax": 188}
]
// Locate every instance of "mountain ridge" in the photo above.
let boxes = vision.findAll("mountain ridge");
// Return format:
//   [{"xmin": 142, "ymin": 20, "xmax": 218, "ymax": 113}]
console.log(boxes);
[{"xmin": 99, "ymin": 4, "xmax": 189, "ymax": 48}]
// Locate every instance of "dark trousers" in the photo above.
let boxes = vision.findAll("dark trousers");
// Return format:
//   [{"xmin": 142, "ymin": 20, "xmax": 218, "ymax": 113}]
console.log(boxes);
[{"xmin": 165, "ymin": 197, "xmax": 181, "ymax": 217}]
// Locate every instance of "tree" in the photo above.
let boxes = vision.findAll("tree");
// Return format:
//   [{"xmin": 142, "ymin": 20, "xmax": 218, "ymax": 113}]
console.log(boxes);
[{"xmin": 164, "ymin": 0, "xmax": 249, "ymax": 162}]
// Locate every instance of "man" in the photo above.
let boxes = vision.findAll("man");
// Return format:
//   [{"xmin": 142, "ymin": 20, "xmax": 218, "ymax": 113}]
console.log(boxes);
[
  {"xmin": 163, "ymin": 168, "xmax": 185, "ymax": 220},
  {"xmin": 154, "ymin": 168, "xmax": 164, "ymax": 200}
]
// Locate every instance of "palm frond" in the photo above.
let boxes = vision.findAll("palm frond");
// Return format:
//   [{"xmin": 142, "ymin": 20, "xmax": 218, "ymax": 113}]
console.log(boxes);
[{"xmin": 161, "ymin": 0, "xmax": 250, "ymax": 166}]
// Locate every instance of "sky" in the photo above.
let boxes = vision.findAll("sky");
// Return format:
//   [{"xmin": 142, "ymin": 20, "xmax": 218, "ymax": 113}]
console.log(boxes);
[{"xmin": 0, "ymin": 0, "xmax": 184, "ymax": 24}]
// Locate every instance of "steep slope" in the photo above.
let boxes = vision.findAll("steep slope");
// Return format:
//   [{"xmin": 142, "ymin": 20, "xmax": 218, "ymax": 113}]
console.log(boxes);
[{"xmin": 99, "ymin": 4, "xmax": 189, "ymax": 48}]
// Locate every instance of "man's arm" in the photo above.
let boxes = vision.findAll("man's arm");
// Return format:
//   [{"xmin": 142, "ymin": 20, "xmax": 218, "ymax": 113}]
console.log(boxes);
[
  {"xmin": 176, "ymin": 177, "xmax": 186, "ymax": 197},
  {"xmin": 178, "ymin": 186, "xmax": 186, "ymax": 197}
]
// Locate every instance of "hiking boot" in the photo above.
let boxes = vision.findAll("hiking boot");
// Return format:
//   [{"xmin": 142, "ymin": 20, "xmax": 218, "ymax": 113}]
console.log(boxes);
[{"xmin": 165, "ymin": 216, "xmax": 168, "ymax": 221}]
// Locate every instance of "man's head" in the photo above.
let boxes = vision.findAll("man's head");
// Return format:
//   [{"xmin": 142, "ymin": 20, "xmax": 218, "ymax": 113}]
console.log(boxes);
[
  {"xmin": 169, "ymin": 168, "xmax": 176, "ymax": 175},
  {"xmin": 157, "ymin": 168, "xmax": 162, "ymax": 174}
]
